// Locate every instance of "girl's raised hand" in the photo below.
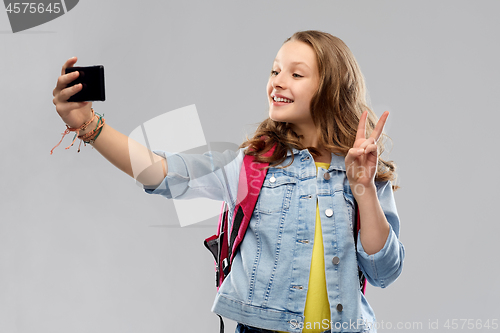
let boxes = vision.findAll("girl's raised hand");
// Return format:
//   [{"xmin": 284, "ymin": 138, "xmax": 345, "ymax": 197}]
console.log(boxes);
[
  {"xmin": 345, "ymin": 110, "xmax": 389, "ymax": 196},
  {"xmin": 52, "ymin": 57, "xmax": 93, "ymax": 128}
]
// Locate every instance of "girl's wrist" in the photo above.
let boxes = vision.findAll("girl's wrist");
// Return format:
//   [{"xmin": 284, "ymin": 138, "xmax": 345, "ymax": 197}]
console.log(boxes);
[{"xmin": 351, "ymin": 182, "xmax": 377, "ymax": 200}]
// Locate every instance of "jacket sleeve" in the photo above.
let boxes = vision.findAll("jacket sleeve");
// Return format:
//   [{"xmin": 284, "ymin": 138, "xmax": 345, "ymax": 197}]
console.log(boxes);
[
  {"xmin": 356, "ymin": 180, "xmax": 405, "ymax": 288},
  {"xmin": 143, "ymin": 148, "xmax": 244, "ymax": 205}
]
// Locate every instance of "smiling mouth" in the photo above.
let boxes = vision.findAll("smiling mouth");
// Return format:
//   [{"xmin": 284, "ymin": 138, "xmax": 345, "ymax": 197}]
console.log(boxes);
[{"xmin": 272, "ymin": 96, "xmax": 294, "ymax": 103}]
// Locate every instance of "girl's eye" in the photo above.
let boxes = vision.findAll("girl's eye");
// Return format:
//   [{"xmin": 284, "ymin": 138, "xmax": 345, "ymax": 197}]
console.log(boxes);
[{"xmin": 270, "ymin": 70, "xmax": 302, "ymax": 78}]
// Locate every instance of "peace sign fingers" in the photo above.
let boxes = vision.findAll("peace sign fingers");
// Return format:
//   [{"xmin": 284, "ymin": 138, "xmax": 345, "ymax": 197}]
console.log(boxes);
[
  {"xmin": 371, "ymin": 111, "xmax": 390, "ymax": 142},
  {"xmin": 347, "ymin": 111, "xmax": 390, "ymax": 191},
  {"xmin": 356, "ymin": 110, "xmax": 390, "ymax": 143},
  {"xmin": 355, "ymin": 111, "xmax": 368, "ymax": 142}
]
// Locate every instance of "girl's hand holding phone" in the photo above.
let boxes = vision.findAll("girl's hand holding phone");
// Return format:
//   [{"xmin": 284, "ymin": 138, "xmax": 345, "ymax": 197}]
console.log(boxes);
[
  {"xmin": 52, "ymin": 57, "xmax": 94, "ymax": 131},
  {"xmin": 345, "ymin": 110, "xmax": 390, "ymax": 196}
]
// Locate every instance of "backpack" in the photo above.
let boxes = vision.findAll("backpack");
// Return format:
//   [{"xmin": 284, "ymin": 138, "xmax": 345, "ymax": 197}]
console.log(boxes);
[{"xmin": 203, "ymin": 144, "xmax": 366, "ymax": 332}]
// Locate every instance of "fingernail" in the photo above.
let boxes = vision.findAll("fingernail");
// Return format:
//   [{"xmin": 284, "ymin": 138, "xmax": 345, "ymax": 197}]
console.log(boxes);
[{"xmin": 358, "ymin": 149, "xmax": 364, "ymax": 154}]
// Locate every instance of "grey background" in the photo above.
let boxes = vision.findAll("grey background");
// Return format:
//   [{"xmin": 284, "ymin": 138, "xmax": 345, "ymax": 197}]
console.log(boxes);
[{"xmin": 1, "ymin": 0, "xmax": 499, "ymax": 332}]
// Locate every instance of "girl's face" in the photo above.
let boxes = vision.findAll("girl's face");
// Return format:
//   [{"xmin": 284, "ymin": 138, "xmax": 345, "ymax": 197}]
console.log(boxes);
[{"xmin": 267, "ymin": 40, "xmax": 320, "ymax": 132}]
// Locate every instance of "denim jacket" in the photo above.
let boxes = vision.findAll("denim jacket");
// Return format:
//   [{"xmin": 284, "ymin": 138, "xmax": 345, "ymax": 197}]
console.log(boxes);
[{"xmin": 145, "ymin": 147, "xmax": 405, "ymax": 333}]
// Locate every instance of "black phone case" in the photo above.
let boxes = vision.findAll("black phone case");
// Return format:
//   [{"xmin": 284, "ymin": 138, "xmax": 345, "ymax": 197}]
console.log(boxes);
[{"xmin": 65, "ymin": 65, "xmax": 105, "ymax": 102}]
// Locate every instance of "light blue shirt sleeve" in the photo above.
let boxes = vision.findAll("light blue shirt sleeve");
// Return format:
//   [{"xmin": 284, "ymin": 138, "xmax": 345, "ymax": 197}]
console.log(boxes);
[
  {"xmin": 143, "ymin": 148, "xmax": 245, "ymax": 206},
  {"xmin": 356, "ymin": 180, "xmax": 405, "ymax": 288}
]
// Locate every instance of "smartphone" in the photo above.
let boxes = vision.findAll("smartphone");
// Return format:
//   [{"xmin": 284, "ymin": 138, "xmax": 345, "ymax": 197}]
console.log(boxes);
[{"xmin": 65, "ymin": 65, "xmax": 105, "ymax": 102}]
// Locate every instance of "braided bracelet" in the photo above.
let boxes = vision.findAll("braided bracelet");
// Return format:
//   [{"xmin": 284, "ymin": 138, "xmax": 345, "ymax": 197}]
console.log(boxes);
[
  {"xmin": 50, "ymin": 108, "xmax": 106, "ymax": 154},
  {"xmin": 50, "ymin": 108, "xmax": 96, "ymax": 154},
  {"xmin": 75, "ymin": 114, "xmax": 105, "ymax": 152},
  {"xmin": 79, "ymin": 115, "xmax": 105, "ymax": 142},
  {"xmin": 86, "ymin": 122, "xmax": 104, "ymax": 144}
]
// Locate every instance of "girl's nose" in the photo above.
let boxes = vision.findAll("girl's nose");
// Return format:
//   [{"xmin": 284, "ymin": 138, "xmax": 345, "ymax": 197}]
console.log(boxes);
[{"xmin": 272, "ymin": 74, "xmax": 286, "ymax": 90}]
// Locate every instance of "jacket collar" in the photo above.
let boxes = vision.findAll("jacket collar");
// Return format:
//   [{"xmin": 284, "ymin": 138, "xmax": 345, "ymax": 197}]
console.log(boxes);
[{"xmin": 286, "ymin": 148, "xmax": 346, "ymax": 171}]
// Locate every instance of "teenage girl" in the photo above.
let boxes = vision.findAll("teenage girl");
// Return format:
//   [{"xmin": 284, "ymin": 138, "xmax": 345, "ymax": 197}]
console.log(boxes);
[{"xmin": 52, "ymin": 30, "xmax": 404, "ymax": 333}]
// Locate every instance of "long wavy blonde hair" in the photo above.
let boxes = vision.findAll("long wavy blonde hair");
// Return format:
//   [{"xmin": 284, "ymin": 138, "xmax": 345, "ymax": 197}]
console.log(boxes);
[{"xmin": 239, "ymin": 30, "xmax": 399, "ymax": 190}]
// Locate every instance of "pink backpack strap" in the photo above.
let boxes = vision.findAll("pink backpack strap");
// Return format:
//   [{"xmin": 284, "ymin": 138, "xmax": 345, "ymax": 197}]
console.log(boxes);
[{"xmin": 225, "ymin": 144, "xmax": 276, "ymax": 268}]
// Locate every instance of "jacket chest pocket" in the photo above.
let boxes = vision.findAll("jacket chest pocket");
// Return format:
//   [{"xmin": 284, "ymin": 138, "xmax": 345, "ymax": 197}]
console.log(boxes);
[{"xmin": 256, "ymin": 173, "xmax": 297, "ymax": 214}]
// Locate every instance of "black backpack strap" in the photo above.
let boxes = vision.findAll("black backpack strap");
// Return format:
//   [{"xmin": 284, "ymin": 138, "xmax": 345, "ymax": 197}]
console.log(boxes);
[
  {"xmin": 226, "ymin": 205, "xmax": 244, "ymax": 273},
  {"xmin": 353, "ymin": 198, "xmax": 367, "ymax": 294},
  {"xmin": 217, "ymin": 314, "xmax": 225, "ymax": 333}
]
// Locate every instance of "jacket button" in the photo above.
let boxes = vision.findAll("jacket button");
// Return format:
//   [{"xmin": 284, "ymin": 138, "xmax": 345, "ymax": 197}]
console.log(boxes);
[
  {"xmin": 336, "ymin": 304, "xmax": 343, "ymax": 312},
  {"xmin": 269, "ymin": 176, "xmax": 276, "ymax": 183},
  {"xmin": 332, "ymin": 256, "xmax": 340, "ymax": 265},
  {"xmin": 323, "ymin": 173, "xmax": 330, "ymax": 180},
  {"xmin": 325, "ymin": 209, "xmax": 333, "ymax": 217}
]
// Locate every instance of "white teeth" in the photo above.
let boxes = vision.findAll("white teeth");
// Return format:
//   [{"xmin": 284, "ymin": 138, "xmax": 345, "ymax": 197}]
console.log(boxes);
[{"xmin": 273, "ymin": 96, "xmax": 293, "ymax": 103}]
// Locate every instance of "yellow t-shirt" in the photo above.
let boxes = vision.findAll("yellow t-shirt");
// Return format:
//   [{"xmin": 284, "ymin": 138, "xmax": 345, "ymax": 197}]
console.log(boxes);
[{"xmin": 278, "ymin": 161, "xmax": 331, "ymax": 333}]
